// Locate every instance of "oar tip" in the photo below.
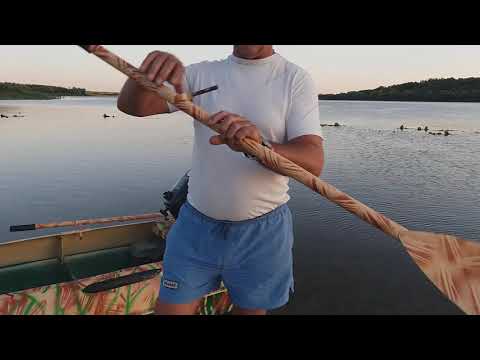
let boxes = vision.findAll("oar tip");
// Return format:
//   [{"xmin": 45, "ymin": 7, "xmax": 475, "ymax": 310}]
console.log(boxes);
[
  {"xmin": 78, "ymin": 45, "xmax": 100, "ymax": 53},
  {"xmin": 10, "ymin": 224, "xmax": 36, "ymax": 232}
]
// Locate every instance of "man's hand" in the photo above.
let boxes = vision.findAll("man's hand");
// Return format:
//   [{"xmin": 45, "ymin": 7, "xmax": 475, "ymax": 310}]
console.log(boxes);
[
  {"xmin": 138, "ymin": 51, "xmax": 185, "ymax": 94},
  {"xmin": 85, "ymin": 47, "xmax": 185, "ymax": 94},
  {"xmin": 86, "ymin": 45, "xmax": 101, "ymax": 52},
  {"xmin": 207, "ymin": 111, "xmax": 263, "ymax": 152},
  {"xmin": 116, "ymin": 49, "xmax": 186, "ymax": 117}
]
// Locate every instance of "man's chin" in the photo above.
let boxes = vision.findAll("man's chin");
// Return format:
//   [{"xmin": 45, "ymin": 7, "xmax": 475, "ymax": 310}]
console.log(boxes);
[
  {"xmin": 239, "ymin": 54, "xmax": 259, "ymax": 59},
  {"xmin": 233, "ymin": 45, "xmax": 266, "ymax": 59}
]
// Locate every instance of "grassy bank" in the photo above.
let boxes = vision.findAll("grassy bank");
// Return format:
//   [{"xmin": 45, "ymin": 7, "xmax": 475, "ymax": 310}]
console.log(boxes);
[
  {"xmin": 0, "ymin": 82, "xmax": 118, "ymax": 100},
  {"xmin": 85, "ymin": 91, "xmax": 119, "ymax": 97}
]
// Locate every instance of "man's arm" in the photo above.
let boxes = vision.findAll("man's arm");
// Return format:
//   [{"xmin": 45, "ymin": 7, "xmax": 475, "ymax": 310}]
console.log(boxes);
[
  {"xmin": 207, "ymin": 112, "xmax": 325, "ymax": 177},
  {"xmin": 269, "ymin": 135, "xmax": 324, "ymax": 177},
  {"xmin": 275, "ymin": 70, "xmax": 325, "ymax": 176},
  {"xmin": 117, "ymin": 78, "xmax": 169, "ymax": 116},
  {"xmin": 116, "ymin": 51, "xmax": 186, "ymax": 117}
]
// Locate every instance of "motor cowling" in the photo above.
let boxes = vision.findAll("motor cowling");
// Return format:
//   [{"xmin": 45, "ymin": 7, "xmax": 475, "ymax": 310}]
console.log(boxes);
[{"xmin": 162, "ymin": 170, "xmax": 190, "ymax": 219}]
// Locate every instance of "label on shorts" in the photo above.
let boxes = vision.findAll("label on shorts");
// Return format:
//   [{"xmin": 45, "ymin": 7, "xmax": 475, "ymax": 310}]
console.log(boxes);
[{"xmin": 162, "ymin": 279, "xmax": 179, "ymax": 289}]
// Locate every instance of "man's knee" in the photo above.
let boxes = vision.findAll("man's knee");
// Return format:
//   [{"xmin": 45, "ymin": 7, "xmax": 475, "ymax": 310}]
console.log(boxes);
[
  {"xmin": 154, "ymin": 298, "xmax": 202, "ymax": 315},
  {"xmin": 232, "ymin": 306, "xmax": 267, "ymax": 315}
]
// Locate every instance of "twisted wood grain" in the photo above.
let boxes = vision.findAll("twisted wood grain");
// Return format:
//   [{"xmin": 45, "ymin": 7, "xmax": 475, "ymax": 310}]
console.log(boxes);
[{"xmin": 84, "ymin": 45, "xmax": 480, "ymax": 315}]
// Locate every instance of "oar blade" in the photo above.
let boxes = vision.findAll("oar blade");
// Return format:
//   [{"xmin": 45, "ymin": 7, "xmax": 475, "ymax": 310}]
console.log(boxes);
[{"xmin": 399, "ymin": 230, "xmax": 480, "ymax": 315}]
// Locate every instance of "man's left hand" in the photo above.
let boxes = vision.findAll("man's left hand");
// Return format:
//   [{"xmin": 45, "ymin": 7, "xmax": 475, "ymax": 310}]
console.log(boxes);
[{"xmin": 207, "ymin": 111, "xmax": 262, "ymax": 152}]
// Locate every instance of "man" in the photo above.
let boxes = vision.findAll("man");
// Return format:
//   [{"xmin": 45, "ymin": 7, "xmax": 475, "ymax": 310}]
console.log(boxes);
[{"xmin": 117, "ymin": 45, "xmax": 324, "ymax": 315}]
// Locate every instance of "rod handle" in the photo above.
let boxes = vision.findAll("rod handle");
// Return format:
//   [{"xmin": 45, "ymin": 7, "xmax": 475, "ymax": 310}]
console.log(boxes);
[
  {"xmin": 78, "ymin": 45, "xmax": 93, "ymax": 53},
  {"xmin": 10, "ymin": 224, "xmax": 36, "ymax": 232}
]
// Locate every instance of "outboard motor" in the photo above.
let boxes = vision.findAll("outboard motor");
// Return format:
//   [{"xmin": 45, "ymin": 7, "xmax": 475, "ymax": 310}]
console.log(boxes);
[
  {"xmin": 131, "ymin": 170, "xmax": 190, "ymax": 264},
  {"xmin": 162, "ymin": 170, "xmax": 190, "ymax": 219}
]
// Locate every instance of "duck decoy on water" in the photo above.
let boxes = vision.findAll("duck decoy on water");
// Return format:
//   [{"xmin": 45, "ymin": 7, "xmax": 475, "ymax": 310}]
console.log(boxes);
[
  {"xmin": 1, "ymin": 114, "xmax": 8, "ymax": 118},
  {"xmin": 400, "ymin": 125, "xmax": 405, "ymax": 130},
  {"xmin": 103, "ymin": 114, "xmax": 115, "ymax": 118},
  {"xmin": 320, "ymin": 123, "xmax": 341, "ymax": 127}
]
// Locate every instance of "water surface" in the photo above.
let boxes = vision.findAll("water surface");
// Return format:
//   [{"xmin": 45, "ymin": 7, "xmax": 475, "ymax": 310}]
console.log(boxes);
[{"xmin": 1, "ymin": 98, "xmax": 478, "ymax": 314}]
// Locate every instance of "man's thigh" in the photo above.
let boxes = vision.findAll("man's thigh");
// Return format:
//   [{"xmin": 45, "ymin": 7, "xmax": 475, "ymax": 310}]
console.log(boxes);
[{"xmin": 223, "ymin": 204, "xmax": 295, "ymax": 311}]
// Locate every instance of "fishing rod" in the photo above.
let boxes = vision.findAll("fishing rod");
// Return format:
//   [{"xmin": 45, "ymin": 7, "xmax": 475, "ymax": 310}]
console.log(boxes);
[
  {"xmin": 10, "ymin": 169, "xmax": 190, "ymax": 232},
  {"xmin": 13, "ymin": 45, "xmax": 479, "ymax": 315},
  {"xmin": 10, "ymin": 212, "xmax": 165, "ymax": 232},
  {"xmin": 9, "ymin": 83, "xmax": 218, "ymax": 230}
]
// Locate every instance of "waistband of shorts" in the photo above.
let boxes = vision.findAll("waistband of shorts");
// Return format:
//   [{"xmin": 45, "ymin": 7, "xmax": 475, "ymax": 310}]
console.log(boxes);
[{"xmin": 183, "ymin": 200, "xmax": 290, "ymax": 226}]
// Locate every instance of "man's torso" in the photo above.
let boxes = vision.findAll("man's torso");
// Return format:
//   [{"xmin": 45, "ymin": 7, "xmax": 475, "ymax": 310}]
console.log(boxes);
[{"xmin": 174, "ymin": 53, "xmax": 317, "ymax": 221}]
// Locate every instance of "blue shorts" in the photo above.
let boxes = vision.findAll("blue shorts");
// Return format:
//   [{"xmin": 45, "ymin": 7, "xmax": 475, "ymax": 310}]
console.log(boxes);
[{"xmin": 159, "ymin": 201, "xmax": 294, "ymax": 310}]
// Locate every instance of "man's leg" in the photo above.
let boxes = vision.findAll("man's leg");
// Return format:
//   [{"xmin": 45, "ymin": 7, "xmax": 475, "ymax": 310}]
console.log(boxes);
[
  {"xmin": 157, "ymin": 202, "xmax": 222, "ymax": 314},
  {"xmin": 223, "ymin": 204, "xmax": 295, "ymax": 315},
  {"xmin": 154, "ymin": 298, "xmax": 203, "ymax": 315},
  {"xmin": 155, "ymin": 298, "xmax": 266, "ymax": 315},
  {"xmin": 232, "ymin": 306, "xmax": 266, "ymax": 315}
]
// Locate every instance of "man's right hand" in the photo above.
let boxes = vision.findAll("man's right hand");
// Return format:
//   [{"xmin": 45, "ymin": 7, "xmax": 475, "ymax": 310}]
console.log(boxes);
[
  {"xmin": 86, "ymin": 45, "xmax": 101, "ymax": 53},
  {"xmin": 116, "ymin": 49, "xmax": 185, "ymax": 116},
  {"xmin": 139, "ymin": 51, "xmax": 185, "ymax": 94}
]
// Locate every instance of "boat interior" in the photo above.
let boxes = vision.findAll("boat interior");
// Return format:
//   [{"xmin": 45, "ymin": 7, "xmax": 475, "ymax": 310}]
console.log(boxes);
[{"xmin": 0, "ymin": 221, "xmax": 166, "ymax": 295}]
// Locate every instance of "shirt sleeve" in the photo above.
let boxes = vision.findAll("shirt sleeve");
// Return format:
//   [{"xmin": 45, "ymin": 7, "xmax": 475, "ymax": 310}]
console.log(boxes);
[
  {"xmin": 166, "ymin": 64, "xmax": 194, "ymax": 113},
  {"xmin": 286, "ymin": 71, "xmax": 324, "ymax": 141}
]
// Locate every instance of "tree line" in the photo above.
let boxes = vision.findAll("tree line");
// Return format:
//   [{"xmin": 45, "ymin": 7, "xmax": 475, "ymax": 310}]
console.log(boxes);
[
  {"xmin": 0, "ymin": 82, "xmax": 87, "ymax": 99},
  {"xmin": 318, "ymin": 77, "xmax": 480, "ymax": 102}
]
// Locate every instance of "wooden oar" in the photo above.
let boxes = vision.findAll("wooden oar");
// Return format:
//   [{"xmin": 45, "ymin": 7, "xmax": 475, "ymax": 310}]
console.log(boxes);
[{"xmin": 79, "ymin": 45, "xmax": 480, "ymax": 315}]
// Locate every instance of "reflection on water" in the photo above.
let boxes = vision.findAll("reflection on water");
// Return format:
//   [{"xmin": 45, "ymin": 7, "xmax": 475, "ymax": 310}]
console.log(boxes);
[{"xmin": 0, "ymin": 98, "xmax": 479, "ymax": 314}]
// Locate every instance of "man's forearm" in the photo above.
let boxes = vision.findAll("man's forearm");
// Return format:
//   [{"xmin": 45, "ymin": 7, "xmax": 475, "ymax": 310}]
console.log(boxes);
[
  {"xmin": 117, "ymin": 79, "xmax": 169, "ymax": 117},
  {"xmin": 117, "ymin": 50, "xmax": 185, "ymax": 117},
  {"xmin": 269, "ymin": 136, "xmax": 324, "ymax": 177}
]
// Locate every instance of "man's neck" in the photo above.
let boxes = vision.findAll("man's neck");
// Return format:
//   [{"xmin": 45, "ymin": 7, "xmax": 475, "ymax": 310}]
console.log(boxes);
[{"xmin": 233, "ymin": 46, "xmax": 275, "ymax": 60}]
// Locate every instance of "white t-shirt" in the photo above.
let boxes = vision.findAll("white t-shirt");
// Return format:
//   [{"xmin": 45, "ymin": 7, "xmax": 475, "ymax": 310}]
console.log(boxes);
[{"xmin": 168, "ymin": 52, "xmax": 323, "ymax": 221}]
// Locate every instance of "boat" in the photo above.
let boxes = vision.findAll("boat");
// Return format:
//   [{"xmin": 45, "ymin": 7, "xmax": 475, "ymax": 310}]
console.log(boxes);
[{"xmin": 0, "ymin": 172, "xmax": 233, "ymax": 315}]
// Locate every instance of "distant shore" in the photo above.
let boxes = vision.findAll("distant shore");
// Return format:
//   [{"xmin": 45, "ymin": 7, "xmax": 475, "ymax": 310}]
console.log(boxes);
[
  {"xmin": 0, "ymin": 94, "xmax": 118, "ymax": 100},
  {"xmin": 318, "ymin": 77, "xmax": 480, "ymax": 103},
  {"xmin": 318, "ymin": 98, "xmax": 480, "ymax": 104},
  {"xmin": 0, "ymin": 82, "xmax": 118, "ymax": 100},
  {"xmin": 85, "ymin": 91, "xmax": 119, "ymax": 97}
]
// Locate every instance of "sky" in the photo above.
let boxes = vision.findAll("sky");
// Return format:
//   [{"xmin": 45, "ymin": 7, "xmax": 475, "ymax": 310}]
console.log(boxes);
[{"xmin": 1, "ymin": 45, "xmax": 479, "ymax": 94}]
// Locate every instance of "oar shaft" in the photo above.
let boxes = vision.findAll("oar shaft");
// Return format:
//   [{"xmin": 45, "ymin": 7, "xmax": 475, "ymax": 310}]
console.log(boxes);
[
  {"xmin": 10, "ymin": 213, "xmax": 163, "ymax": 232},
  {"xmin": 81, "ymin": 45, "xmax": 408, "ymax": 240}
]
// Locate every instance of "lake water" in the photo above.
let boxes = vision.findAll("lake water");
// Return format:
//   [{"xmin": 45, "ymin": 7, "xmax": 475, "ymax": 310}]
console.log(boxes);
[{"xmin": 1, "ymin": 97, "xmax": 479, "ymax": 315}]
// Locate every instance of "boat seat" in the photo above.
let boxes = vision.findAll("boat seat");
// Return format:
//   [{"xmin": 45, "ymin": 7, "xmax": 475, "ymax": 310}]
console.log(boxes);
[
  {"xmin": 64, "ymin": 243, "xmax": 163, "ymax": 279},
  {"xmin": 0, "ymin": 244, "xmax": 164, "ymax": 295},
  {"xmin": 64, "ymin": 246, "xmax": 134, "ymax": 280},
  {"xmin": 0, "ymin": 259, "xmax": 72, "ymax": 295}
]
